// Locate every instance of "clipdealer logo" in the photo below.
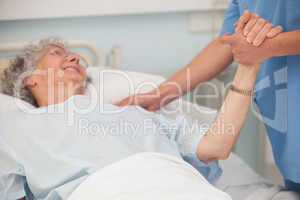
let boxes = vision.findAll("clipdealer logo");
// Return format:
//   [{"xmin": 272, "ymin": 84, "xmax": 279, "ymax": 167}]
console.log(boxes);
[{"xmin": 252, "ymin": 66, "xmax": 288, "ymax": 133}]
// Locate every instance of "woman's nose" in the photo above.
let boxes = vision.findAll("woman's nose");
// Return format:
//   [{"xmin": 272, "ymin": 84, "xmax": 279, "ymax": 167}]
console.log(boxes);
[{"xmin": 66, "ymin": 53, "xmax": 80, "ymax": 64}]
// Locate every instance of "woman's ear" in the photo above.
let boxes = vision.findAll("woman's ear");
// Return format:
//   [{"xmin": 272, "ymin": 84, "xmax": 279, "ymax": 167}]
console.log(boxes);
[{"xmin": 24, "ymin": 76, "xmax": 37, "ymax": 88}]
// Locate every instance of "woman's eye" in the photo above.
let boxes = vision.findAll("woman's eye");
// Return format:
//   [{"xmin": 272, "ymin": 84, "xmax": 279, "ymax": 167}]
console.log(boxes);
[
  {"xmin": 55, "ymin": 50, "xmax": 63, "ymax": 56},
  {"xmin": 49, "ymin": 50, "xmax": 63, "ymax": 56}
]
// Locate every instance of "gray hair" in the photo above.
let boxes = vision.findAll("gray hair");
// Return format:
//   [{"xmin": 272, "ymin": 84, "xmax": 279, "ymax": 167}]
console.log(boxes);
[{"xmin": 0, "ymin": 37, "xmax": 67, "ymax": 106}]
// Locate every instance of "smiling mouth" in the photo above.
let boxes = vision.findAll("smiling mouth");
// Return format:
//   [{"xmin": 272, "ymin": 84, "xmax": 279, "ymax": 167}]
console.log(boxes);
[{"xmin": 63, "ymin": 66, "xmax": 80, "ymax": 73}]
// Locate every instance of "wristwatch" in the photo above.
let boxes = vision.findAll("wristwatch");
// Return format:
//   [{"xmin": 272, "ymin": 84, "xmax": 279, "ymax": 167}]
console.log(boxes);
[{"xmin": 229, "ymin": 84, "xmax": 253, "ymax": 96}]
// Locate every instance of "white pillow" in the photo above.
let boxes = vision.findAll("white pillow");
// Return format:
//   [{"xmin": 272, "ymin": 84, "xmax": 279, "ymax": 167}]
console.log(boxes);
[
  {"xmin": 86, "ymin": 66, "xmax": 166, "ymax": 104},
  {"xmin": 86, "ymin": 66, "xmax": 216, "ymax": 120},
  {"xmin": 0, "ymin": 93, "xmax": 34, "ymax": 113}
]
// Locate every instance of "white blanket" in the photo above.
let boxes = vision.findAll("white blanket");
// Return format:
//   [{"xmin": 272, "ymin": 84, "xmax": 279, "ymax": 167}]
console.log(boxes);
[{"xmin": 68, "ymin": 153, "xmax": 231, "ymax": 200}]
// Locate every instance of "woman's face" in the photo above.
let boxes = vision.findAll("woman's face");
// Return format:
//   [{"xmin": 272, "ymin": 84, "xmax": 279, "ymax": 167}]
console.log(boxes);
[{"xmin": 36, "ymin": 44, "xmax": 87, "ymax": 85}]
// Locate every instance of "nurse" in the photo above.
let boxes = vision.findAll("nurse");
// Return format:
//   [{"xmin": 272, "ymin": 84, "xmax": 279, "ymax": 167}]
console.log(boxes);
[{"xmin": 118, "ymin": 0, "xmax": 300, "ymax": 193}]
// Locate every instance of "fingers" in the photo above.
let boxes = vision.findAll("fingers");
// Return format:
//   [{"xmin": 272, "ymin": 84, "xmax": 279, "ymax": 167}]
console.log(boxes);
[
  {"xmin": 235, "ymin": 10, "xmax": 251, "ymax": 33},
  {"xmin": 239, "ymin": 11, "xmax": 283, "ymax": 46},
  {"xmin": 148, "ymin": 105, "xmax": 159, "ymax": 112},
  {"xmin": 115, "ymin": 95, "xmax": 140, "ymax": 107},
  {"xmin": 115, "ymin": 95, "xmax": 160, "ymax": 112},
  {"xmin": 115, "ymin": 97, "xmax": 131, "ymax": 107},
  {"xmin": 243, "ymin": 14, "xmax": 260, "ymax": 36},
  {"xmin": 266, "ymin": 25, "xmax": 283, "ymax": 38},
  {"xmin": 252, "ymin": 23, "xmax": 272, "ymax": 46},
  {"xmin": 246, "ymin": 18, "xmax": 267, "ymax": 43}
]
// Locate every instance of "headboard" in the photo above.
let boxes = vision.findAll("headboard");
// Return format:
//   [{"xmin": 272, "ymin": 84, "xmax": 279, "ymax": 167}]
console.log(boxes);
[{"xmin": 0, "ymin": 40, "xmax": 107, "ymax": 76}]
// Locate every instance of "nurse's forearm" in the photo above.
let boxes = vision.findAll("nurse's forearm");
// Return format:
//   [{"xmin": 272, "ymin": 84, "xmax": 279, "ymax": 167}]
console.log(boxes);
[
  {"xmin": 197, "ymin": 65, "xmax": 259, "ymax": 162},
  {"xmin": 267, "ymin": 30, "xmax": 300, "ymax": 57},
  {"xmin": 157, "ymin": 37, "xmax": 233, "ymax": 104}
]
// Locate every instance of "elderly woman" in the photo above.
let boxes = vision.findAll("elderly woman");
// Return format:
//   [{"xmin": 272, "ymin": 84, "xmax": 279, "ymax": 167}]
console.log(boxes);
[
  {"xmin": 1, "ymin": 38, "xmax": 88, "ymax": 107},
  {"xmin": 0, "ymin": 37, "xmax": 259, "ymax": 200}
]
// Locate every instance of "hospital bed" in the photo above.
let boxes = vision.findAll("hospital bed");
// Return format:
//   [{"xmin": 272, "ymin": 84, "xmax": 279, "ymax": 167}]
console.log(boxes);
[{"xmin": 0, "ymin": 41, "xmax": 299, "ymax": 200}]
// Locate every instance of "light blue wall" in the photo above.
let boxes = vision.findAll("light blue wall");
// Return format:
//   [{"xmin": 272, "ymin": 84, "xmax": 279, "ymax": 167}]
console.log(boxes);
[
  {"xmin": 0, "ymin": 13, "xmax": 213, "ymax": 76},
  {"xmin": 0, "ymin": 12, "xmax": 262, "ymax": 172}
]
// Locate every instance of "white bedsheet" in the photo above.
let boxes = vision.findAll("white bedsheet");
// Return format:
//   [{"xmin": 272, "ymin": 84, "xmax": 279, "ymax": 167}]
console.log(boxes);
[
  {"xmin": 216, "ymin": 153, "xmax": 300, "ymax": 200},
  {"xmin": 68, "ymin": 152, "xmax": 232, "ymax": 200}
]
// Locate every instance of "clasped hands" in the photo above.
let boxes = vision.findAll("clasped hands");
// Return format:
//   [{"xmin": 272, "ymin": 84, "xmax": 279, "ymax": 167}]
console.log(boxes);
[
  {"xmin": 222, "ymin": 10, "xmax": 283, "ymax": 67},
  {"xmin": 116, "ymin": 11, "xmax": 283, "ymax": 111}
]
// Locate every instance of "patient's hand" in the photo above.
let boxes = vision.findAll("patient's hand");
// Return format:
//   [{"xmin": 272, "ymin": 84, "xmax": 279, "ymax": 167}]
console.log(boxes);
[
  {"xmin": 116, "ymin": 91, "xmax": 161, "ymax": 111},
  {"xmin": 222, "ymin": 11, "xmax": 283, "ymax": 66},
  {"xmin": 221, "ymin": 32, "xmax": 268, "ymax": 65}
]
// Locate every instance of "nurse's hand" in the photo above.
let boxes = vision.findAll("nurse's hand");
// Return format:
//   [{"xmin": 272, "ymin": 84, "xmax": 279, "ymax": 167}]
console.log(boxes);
[
  {"xmin": 116, "ymin": 82, "xmax": 180, "ymax": 111},
  {"xmin": 221, "ymin": 31, "xmax": 273, "ymax": 66},
  {"xmin": 235, "ymin": 10, "xmax": 283, "ymax": 46},
  {"xmin": 116, "ymin": 91, "xmax": 162, "ymax": 111}
]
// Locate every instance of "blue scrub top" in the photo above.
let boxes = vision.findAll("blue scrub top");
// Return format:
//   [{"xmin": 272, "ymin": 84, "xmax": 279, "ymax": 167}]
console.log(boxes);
[{"xmin": 220, "ymin": 0, "xmax": 300, "ymax": 185}]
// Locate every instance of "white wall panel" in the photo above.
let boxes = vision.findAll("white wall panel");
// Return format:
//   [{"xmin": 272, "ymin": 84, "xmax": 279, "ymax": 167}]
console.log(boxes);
[{"xmin": 0, "ymin": 0, "xmax": 229, "ymax": 21}]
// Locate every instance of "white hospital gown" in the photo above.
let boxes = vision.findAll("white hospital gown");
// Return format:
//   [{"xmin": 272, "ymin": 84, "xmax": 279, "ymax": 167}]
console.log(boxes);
[{"xmin": 0, "ymin": 95, "xmax": 221, "ymax": 200}]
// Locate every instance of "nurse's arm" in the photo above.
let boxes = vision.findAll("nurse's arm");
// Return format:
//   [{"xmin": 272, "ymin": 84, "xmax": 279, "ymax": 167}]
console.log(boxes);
[
  {"xmin": 117, "ymin": 37, "xmax": 234, "ymax": 111},
  {"xmin": 196, "ymin": 64, "xmax": 259, "ymax": 163},
  {"xmin": 267, "ymin": 30, "xmax": 300, "ymax": 57}
]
